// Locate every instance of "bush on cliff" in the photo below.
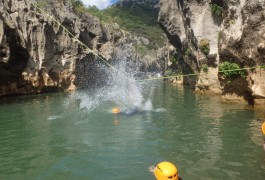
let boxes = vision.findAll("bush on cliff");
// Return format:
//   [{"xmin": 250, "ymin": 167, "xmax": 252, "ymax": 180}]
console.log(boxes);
[
  {"xmin": 201, "ymin": 64, "xmax": 209, "ymax": 73},
  {"xmin": 199, "ymin": 39, "xmax": 210, "ymax": 55},
  {"xmin": 219, "ymin": 61, "xmax": 246, "ymax": 79},
  {"xmin": 135, "ymin": 44, "xmax": 148, "ymax": 56},
  {"xmin": 185, "ymin": 48, "xmax": 192, "ymax": 57},
  {"xmin": 210, "ymin": 3, "xmax": 223, "ymax": 17}
]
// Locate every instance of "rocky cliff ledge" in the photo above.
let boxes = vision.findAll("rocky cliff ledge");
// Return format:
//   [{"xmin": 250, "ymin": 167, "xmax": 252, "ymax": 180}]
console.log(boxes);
[
  {"xmin": 0, "ymin": 0, "xmax": 166, "ymax": 97},
  {"xmin": 158, "ymin": 0, "xmax": 265, "ymax": 108}
]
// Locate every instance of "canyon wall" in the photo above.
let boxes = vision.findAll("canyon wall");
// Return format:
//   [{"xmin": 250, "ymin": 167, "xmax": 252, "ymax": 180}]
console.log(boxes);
[
  {"xmin": 0, "ymin": 0, "xmax": 166, "ymax": 96},
  {"xmin": 158, "ymin": 0, "xmax": 265, "ymax": 108}
]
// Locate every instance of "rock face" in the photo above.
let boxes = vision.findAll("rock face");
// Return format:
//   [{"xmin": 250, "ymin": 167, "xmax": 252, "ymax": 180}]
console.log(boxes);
[
  {"xmin": 0, "ymin": 0, "xmax": 166, "ymax": 97},
  {"xmin": 158, "ymin": 0, "xmax": 265, "ymax": 108},
  {"xmin": 0, "ymin": 0, "xmax": 89, "ymax": 96}
]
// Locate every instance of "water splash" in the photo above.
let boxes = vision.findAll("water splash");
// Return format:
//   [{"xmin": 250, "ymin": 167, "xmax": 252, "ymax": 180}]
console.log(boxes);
[
  {"xmin": 47, "ymin": 115, "xmax": 61, "ymax": 121},
  {"xmin": 68, "ymin": 60, "xmax": 154, "ymax": 112}
]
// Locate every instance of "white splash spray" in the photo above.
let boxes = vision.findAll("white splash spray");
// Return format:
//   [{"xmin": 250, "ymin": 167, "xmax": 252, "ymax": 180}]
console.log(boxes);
[{"xmin": 66, "ymin": 60, "xmax": 153, "ymax": 112}]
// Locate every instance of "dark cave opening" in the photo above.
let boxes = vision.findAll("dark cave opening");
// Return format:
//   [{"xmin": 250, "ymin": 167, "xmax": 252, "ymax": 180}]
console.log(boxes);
[{"xmin": 0, "ymin": 26, "xmax": 29, "ymax": 85}]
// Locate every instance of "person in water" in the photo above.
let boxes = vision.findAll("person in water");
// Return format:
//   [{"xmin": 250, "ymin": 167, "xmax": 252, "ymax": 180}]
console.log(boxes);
[
  {"xmin": 112, "ymin": 106, "xmax": 138, "ymax": 115},
  {"xmin": 121, "ymin": 106, "xmax": 138, "ymax": 115},
  {"xmin": 112, "ymin": 80, "xmax": 142, "ymax": 115}
]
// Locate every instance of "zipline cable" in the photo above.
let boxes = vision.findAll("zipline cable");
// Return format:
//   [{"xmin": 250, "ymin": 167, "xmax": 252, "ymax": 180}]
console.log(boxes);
[
  {"xmin": 27, "ymin": 1, "xmax": 264, "ymax": 82},
  {"xmin": 28, "ymin": 0, "xmax": 113, "ymax": 68},
  {"xmin": 137, "ymin": 66, "xmax": 265, "ymax": 82}
]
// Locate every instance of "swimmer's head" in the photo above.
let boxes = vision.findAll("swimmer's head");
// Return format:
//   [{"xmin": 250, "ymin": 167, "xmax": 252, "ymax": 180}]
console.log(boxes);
[{"xmin": 112, "ymin": 107, "xmax": 121, "ymax": 114}]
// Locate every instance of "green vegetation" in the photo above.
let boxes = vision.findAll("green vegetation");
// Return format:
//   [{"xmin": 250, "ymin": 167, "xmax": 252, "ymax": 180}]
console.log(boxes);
[
  {"xmin": 71, "ymin": 0, "xmax": 85, "ymax": 13},
  {"xmin": 199, "ymin": 39, "xmax": 210, "ymax": 55},
  {"xmin": 219, "ymin": 61, "xmax": 246, "ymax": 79},
  {"xmin": 210, "ymin": 3, "xmax": 223, "ymax": 17},
  {"xmin": 135, "ymin": 44, "xmax": 148, "ymax": 56},
  {"xmin": 71, "ymin": 0, "xmax": 83, "ymax": 7},
  {"xmin": 201, "ymin": 64, "xmax": 209, "ymax": 73},
  {"xmin": 70, "ymin": 1, "xmax": 165, "ymax": 49},
  {"xmin": 171, "ymin": 56, "xmax": 177, "ymax": 65},
  {"xmin": 185, "ymin": 48, "xmax": 192, "ymax": 57},
  {"xmin": 36, "ymin": 0, "xmax": 49, "ymax": 8},
  {"xmin": 165, "ymin": 69, "xmax": 178, "ymax": 76}
]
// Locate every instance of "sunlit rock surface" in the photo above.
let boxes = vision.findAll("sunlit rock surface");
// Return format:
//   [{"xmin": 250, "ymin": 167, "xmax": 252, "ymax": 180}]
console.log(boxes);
[
  {"xmin": 0, "ymin": 0, "xmax": 87, "ymax": 95},
  {"xmin": 158, "ymin": 0, "xmax": 265, "ymax": 107}
]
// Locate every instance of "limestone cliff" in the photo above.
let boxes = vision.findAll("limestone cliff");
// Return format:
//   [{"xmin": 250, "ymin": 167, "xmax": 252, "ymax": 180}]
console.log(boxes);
[
  {"xmin": 0, "ymin": 0, "xmax": 167, "ymax": 97},
  {"xmin": 158, "ymin": 0, "xmax": 265, "ymax": 108},
  {"xmin": 0, "ymin": 0, "xmax": 92, "ymax": 95}
]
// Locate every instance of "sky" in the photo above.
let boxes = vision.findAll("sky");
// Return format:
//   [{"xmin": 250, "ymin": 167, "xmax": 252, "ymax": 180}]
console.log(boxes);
[{"xmin": 81, "ymin": 0, "xmax": 119, "ymax": 10}]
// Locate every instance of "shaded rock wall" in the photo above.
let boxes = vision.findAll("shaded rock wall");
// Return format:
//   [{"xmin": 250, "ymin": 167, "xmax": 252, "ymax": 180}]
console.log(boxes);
[{"xmin": 158, "ymin": 0, "xmax": 265, "ymax": 108}]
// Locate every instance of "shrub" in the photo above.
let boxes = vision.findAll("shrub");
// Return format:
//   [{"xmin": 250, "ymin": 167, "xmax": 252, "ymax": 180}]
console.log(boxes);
[
  {"xmin": 171, "ymin": 56, "xmax": 177, "ymax": 64},
  {"xmin": 165, "ymin": 69, "xmax": 174, "ymax": 76},
  {"xmin": 210, "ymin": 4, "xmax": 223, "ymax": 17},
  {"xmin": 36, "ymin": 1, "xmax": 48, "ymax": 8},
  {"xmin": 135, "ymin": 44, "xmax": 148, "ymax": 56},
  {"xmin": 200, "ymin": 39, "xmax": 210, "ymax": 55},
  {"xmin": 165, "ymin": 69, "xmax": 179, "ymax": 77},
  {"xmin": 70, "ymin": 0, "xmax": 88, "ymax": 15},
  {"xmin": 219, "ymin": 61, "xmax": 246, "ymax": 79},
  {"xmin": 185, "ymin": 48, "xmax": 192, "ymax": 56},
  {"xmin": 201, "ymin": 64, "xmax": 209, "ymax": 73}
]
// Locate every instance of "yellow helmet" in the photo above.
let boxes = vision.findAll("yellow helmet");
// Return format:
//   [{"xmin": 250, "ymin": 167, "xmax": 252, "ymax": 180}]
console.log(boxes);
[
  {"xmin": 154, "ymin": 162, "xmax": 178, "ymax": 180},
  {"xmin": 112, "ymin": 107, "xmax": 121, "ymax": 114},
  {"xmin": 262, "ymin": 122, "xmax": 265, "ymax": 135}
]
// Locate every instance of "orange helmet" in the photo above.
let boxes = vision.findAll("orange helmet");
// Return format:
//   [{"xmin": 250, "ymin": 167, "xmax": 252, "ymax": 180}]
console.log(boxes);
[{"xmin": 112, "ymin": 107, "xmax": 121, "ymax": 114}]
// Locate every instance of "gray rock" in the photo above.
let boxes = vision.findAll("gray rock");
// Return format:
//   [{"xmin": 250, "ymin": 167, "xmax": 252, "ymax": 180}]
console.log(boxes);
[{"xmin": 158, "ymin": 0, "xmax": 265, "ymax": 107}]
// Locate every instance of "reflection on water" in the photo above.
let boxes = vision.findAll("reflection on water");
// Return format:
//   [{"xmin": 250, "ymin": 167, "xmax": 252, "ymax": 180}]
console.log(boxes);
[{"xmin": 0, "ymin": 82, "xmax": 265, "ymax": 179}]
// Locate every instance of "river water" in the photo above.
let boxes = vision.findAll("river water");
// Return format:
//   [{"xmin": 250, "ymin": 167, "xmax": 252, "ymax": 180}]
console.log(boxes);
[{"xmin": 0, "ymin": 81, "xmax": 265, "ymax": 180}]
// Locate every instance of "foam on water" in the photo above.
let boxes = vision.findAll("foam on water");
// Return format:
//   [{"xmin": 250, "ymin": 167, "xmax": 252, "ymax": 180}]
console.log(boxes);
[{"xmin": 47, "ymin": 115, "xmax": 61, "ymax": 121}]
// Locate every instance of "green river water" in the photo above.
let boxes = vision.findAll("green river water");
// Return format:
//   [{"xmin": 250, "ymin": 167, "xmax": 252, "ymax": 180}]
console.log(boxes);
[{"xmin": 0, "ymin": 81, "xmax": 265, "ymax": 180}]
